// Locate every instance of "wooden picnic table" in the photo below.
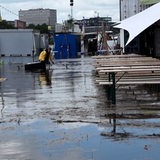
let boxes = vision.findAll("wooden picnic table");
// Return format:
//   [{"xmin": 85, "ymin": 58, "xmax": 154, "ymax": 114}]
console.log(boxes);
[{"xmin": 93, "ymin": 54, "xmax": 160, "ymax": 104}]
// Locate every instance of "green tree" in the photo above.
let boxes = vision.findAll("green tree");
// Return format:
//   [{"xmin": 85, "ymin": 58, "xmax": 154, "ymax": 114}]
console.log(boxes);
[
  {"xmin": 0, "ymin": 20, "xmax": 15, "ymax": 29},
  {"xmin": 27, "ymin": 23, "xmax": 49, "ymax": 34},
  {"xmin": 27, "ymin": 24, "xmax": 36, "ymax": 29}
]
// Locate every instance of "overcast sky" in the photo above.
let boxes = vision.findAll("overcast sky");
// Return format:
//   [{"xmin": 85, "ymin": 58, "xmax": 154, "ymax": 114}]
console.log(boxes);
[{"xmin": 0, "ymin": 0, "xmax": 119, "ymax": 23}]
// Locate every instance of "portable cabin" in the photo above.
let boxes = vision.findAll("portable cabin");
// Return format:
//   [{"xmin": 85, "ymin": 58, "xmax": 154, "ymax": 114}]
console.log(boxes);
[
  {"xmin": 0, "ymin": 29, "xmax": 41, "ymax": 57},
  {"xmin": 54, "ymin": 33, "xmax": 81, "ymax": 59}
]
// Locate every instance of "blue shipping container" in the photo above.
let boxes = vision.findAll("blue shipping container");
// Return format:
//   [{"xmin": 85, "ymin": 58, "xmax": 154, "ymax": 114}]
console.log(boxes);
[{"xmin": 54, "ymin": 33, "xmax": 80, "ymax": 59}]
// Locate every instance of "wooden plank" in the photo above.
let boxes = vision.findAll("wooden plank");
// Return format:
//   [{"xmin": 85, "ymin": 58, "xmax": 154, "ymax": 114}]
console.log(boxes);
[
  {"xmin": 96, "ymin": 72, "xmax": 160, "ymax": 80},
  {"xmin": 99, "ymin": 81, "xmax": 160, "ymax": 85},
  {"xmin": 95, "ymin": 59, "xmax": 160, "ymax": 64},
  {"xmin": 99, "ymin": 68, "xmax": 160, "ymax": 73},
  {"xmin": 98, "ymin": 62, "xmax": 160, "ymax": 67},
  {"xmin": 96, "ymin": 65, "xmax": 160, "ymax": 71},
  {"xmin": 92, "ymin": 54, "xmax": 143, "ymax": 59},
  {"xmin": 94, "ymin": 61, "xmax": 160, "ymax": 64},
  {"xmin": 97, "ymin": 69, "xmax": 160, "ymax": 75},
  {"xmin": 97, "ymin": 76, "xmax": 160, "ymax": 82},
  {"xmin": 94, "ymin": 55, "xmax": 157, "ymax": 60},
  {"xmin": 121, "ymin": 72, "xmax": 160, "ymax": 77},
  {"xmin": 94, "ymin": 61, "xmax": 160, "ymax": 68}
]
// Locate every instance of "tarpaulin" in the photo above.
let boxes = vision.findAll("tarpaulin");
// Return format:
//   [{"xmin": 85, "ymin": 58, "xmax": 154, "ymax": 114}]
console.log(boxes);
[{"xmin": 114, "ymin": 2, "xmax": 160, "ymax": 46}]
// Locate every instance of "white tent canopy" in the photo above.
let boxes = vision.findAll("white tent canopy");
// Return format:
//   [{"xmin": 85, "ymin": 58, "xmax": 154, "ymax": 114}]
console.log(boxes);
[{"xmin": 114, "ymin": 2, "xmax": 160, "ymax": 46}]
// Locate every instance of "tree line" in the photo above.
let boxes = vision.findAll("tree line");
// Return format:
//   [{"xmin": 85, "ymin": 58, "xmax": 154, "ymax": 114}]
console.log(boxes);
[{"xmin": 0, "ymin": 20, "xmax": 49, "ymax": 34}]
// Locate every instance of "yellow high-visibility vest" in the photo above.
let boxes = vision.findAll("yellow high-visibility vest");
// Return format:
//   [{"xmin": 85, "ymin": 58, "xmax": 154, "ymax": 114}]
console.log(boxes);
[{"xmin": 39, "ymin": 50, "xmax": 47, "ymax": 61}]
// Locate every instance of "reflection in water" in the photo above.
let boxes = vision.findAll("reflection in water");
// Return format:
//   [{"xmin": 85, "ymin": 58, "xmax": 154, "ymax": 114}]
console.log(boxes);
[
  {"xmin": 0, "ymin": 89, "xmax": 5, "ymax": 118},
  {"xmin": 0, "ymin": 140, "xmax": 24, "ymax": 159},
  {"xmin": 0, "ymin": 64, "xmax": 5, "ymax": 118},
  {"xmin": 39, "ymin": 70, "xmax": 52, "ymax": 86},
  {"xmin": 101, "ymin": 113, "xmax": 131, "ymax": 140},
  {"xmin": 1, "ymin": 57, "xmax": 160, "ymax": 160},
  {"xmin": 108, "ymin": 113, "xmax": 117, "ymax": 134}
]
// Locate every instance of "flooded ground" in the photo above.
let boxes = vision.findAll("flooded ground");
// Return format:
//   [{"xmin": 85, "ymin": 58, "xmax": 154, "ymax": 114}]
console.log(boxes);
[{"xmin": 0, "ymin": 56, "xmax": 160, "ymax": 160}]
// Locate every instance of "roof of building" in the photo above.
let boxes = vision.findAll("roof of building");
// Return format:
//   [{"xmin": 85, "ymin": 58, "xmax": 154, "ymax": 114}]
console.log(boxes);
[
  {"xmin": 114, "ymin": 2, "xmax": 160, "ymax": 46},
  {"xmin": 140, "ymin": 0, "xmax": 160, "ymax": 4}
]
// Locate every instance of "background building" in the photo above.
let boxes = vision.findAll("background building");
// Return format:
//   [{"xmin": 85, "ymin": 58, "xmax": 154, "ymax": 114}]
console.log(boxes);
[
  {"xmin": 120, "ymin": 0, "xmax": 159, "ymax": 20},
  {"xmin": 140, "ymin": 0, "xmax": 160, "ymax": 4},
  {"xmin": 120, "ymin": 0, "xmax": 140, "ymax": 20},
  {"xmin": 19, "ymin": 8, "xmax": 57, "ymax": 28},
  {"xmin": 140, "ymin": 0, "xmax": 160, "ymax": 10},
  {"xmin": 119, "ymin": 0, "xmax": 160, "ymax": 56},
  {"xmin": 76, "ymin": 16, "xmax": 113, "ymax": 33},
  {"xmin": 14, "ymin": 20, "xmax": 26, "ymax": 29}
]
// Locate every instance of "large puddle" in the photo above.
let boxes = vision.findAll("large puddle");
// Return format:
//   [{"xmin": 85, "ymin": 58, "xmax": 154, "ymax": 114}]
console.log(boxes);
[{"xmin": 0, "ymin": 57, "xmax": 160, "ymax": 160}]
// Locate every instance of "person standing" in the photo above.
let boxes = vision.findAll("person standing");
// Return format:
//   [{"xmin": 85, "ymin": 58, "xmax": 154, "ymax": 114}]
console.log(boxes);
[
  {"xmin": 38, "ymin": 47, "xmax": 54, "ymax": 70},
  {"xmin": 45, "ymin": 47, "xmax": 54, "ymax": 64}
]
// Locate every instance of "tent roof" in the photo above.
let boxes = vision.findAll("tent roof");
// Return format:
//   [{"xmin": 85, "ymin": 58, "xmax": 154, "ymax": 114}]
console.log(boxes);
[{"xmin": 114, "ymin": 2, "xmax": 160, "ymax": 46}]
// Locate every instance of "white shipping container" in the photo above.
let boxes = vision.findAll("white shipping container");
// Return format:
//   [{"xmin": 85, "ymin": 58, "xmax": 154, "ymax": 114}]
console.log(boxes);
[{"xmin": 0, "ymin": 29, "xmax": 40, "ymax": 56}]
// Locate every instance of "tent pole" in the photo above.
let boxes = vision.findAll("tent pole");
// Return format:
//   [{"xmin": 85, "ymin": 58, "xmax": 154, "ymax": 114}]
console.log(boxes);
[{"xmin": 120, "ymin": 29, "xmax": 125, "ymax": 54}]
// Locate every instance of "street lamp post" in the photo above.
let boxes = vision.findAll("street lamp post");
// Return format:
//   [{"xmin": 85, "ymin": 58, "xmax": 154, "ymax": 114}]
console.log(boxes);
[{"xmin": 70, "ymin": 0, "xmax": 74, "ymax": 32}]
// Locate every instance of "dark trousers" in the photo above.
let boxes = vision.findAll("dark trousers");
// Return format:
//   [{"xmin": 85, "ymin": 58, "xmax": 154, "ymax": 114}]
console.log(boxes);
[{"xmin": 40, "ymin": 61, "xmax": 46, "ymax": 71}]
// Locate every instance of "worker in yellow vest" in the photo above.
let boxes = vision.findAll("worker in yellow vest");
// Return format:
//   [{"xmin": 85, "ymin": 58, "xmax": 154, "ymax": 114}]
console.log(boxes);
[{"xmin": 39, "ymin": 47, "xmax": 54, "ymax": 70}]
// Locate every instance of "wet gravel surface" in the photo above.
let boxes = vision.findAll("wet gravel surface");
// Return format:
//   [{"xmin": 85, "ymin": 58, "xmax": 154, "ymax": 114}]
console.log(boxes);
[{"xmin": 0, "ymin": 57, "xmax": 160, "ymax": 160}]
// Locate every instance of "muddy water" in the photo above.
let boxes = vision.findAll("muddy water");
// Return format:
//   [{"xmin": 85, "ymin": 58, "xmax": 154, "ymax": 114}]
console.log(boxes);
[{"xmin": 0, "ymin": 57, "xmax": 160, "ymax": 160}]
